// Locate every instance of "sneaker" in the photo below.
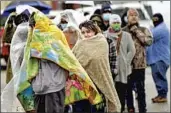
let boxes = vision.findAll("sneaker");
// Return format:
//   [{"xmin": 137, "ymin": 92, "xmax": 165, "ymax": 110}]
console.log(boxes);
[{"xmin": 152, "ymin": 96, "xmax": 167, "ymax": 103}]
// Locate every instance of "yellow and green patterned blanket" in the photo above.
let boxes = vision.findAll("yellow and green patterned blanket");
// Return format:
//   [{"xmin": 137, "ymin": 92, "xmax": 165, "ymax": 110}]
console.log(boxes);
[{"xmin": 17, "ymin": 11, "xmax": 102, "ymax": 111}]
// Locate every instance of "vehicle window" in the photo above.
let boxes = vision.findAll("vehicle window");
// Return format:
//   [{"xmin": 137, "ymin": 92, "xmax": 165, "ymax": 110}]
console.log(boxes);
[
  {"xmin": 111, "ymin": 8, "xmax": 146, "ymax": 20},
  {"xmin": 144, "ymin": 5, "xmax": 153, "ymax": 18},
  {"xmin": 94, "ymin": 1, "xmax": 111, "ymax": 5}
]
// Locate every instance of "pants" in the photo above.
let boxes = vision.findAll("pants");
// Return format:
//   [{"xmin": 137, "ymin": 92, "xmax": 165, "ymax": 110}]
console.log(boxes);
[
  {"xmin": 72, "ymin": 99, "xmax": 105, "ymax": 113},
  {"xmin": 151, "ymin": 60, "xmax": 169, "ymax": 98},
  {"xmin": 127, "ymin": 69, "xmax": 146, "ymax": 113},
  {"xmin": 115, "ymin": 82, "xmax": 127, "ymax": 113},
  {"xmin": 72, "ymin": 99, "xmax": 91, "ymax": 112},
  {"xmin": 72, "ymin": 86, "xmax": 105, "ymax": 113},
  {"xmin": 34, "ymin": 88, "xmax": 65, "ymax": 113}
]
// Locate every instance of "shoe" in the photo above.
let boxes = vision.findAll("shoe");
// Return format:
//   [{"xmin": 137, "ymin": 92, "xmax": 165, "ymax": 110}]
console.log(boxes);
[
  {"xmin": 128, "ymin": 108, "xmax": 135, "ymax": 113},
  {"xmin": 152, "ymin": 96, "xmax": 167, "ymax": 103},
  {"xmin": 151, "ymin": 96, "xmax": 160, "ymax": 101}
]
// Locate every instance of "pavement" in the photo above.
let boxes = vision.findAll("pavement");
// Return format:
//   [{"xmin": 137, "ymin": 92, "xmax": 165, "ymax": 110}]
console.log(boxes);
[{"xmin": 1, "ymin": 66, "xmax": 170, "ymax": 112}]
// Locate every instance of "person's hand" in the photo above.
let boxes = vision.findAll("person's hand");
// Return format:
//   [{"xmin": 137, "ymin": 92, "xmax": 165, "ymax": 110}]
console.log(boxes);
[
  {"xmin": 130, "ymin": 25, "xmax": 138, "ymax": 32},
  {"xmin": 29, "ymin": 12, "xmax": 36, "ymax": 28},
  {"xmin": 7, "ymin": 13, "xmax": 16, "ymax": 24},
  {"xmin": 113, "ymin": 73, "xmax": 118, "ymax": 80}
]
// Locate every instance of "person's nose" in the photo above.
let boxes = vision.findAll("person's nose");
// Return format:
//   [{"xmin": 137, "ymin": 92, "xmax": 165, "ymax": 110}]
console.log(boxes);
[{"xmin": 84, "ymin": 32, "xmax": 88, "ymax": 37}]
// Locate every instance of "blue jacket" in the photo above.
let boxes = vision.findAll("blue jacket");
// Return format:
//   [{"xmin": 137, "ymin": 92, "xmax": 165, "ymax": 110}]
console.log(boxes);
[{"xmin": 146, "ymin": 22, "xmax": 170, "ymax": 66}]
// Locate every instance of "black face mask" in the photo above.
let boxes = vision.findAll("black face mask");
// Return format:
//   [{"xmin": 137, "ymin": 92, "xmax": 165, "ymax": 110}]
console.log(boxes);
[{"xmin": 152, "ymin": 13, "xmax": 164, "ymax": 27}]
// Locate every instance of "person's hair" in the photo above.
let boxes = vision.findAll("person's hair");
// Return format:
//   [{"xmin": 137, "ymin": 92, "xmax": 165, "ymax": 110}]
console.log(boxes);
[
  {"xmin": 79, "ymin": 20, "xmax": 101, "ymax": 35},
  {"xmin": 127, "ymin": 8, "xmax": 139, "ymax": 17},
  {"xmin": 153, "ymin": 13, "xmax": 164, "ymax": 22}
]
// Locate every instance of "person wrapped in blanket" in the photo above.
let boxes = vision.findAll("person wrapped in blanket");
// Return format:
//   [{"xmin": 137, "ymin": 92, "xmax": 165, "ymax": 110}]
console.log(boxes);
[
  {"xmin": 72, "ymin": 20, "xmax": 121, "ymax": 112},
  {"xmin": 28, "ymin": 12, "xmax": 68, "ymax": 113},
  {"xmin": 63, "ymin": 23, "xmax": 83, "ymax": 49},
  {"xmin": 1, "ymin": 5, "xmax": 102, "ymax": 113},
  {"xmin": 2, "ymin": 12, "xmax": 17, "ymax": 83},
  {"xmin": 2, "ymin": 9, "xmax": 31, "ymax": 84},
  {"xmin": 2, "ymin": 12, "xmax": 16, "ymax": 64},
  {"xmin": 54, "ymin": 10, "xmax": 86, "ymax": 49}
]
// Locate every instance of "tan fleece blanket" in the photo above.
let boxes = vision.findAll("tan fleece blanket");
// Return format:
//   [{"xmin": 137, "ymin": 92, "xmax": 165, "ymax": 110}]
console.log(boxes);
[{"xmin": 72, "ymin": 33, "xmax": 121, "ymax": 112}]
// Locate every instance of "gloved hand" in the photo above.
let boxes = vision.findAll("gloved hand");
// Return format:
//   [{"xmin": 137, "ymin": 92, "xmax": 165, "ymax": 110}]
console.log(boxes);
[
  {"xmin": 29, "ymin": 12, "xmax": 36, "ymax": 28},
  {"xmin": 14, "ymin": 13, "xmax": 29, "ymax": 26},
  {"xmin": 130, "ymin": 25, "xmax": 138, "ymax": 32},
  {"xmin": 7, "ymin": 12, "xmax": 17, "ymax": 24}
]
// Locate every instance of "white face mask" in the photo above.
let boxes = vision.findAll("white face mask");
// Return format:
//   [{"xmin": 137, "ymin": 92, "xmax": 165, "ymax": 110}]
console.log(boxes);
[
  {"xmin": 61, "ymin": 24, "xmax": 68, "ymax": 30},
  {"xmin": 102, "ymin": 13, "xmax": 111, "ymax": 21}
]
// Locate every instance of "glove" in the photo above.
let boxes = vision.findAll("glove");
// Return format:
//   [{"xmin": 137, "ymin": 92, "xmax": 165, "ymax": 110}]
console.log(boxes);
[
  {"xmin": 29, "ymin": 12, "xmax": 36, "ymax": 28},
  {"xmin": 14, "ymin": 13, "xmax": 29, "ymax": 26},
  {"xmin": 7, "ymin": 12, "xmax": 17, "ymax": 24},
  {"xmin": 130, "ymin": 25, "xmax": 138, "ymax": 32}
]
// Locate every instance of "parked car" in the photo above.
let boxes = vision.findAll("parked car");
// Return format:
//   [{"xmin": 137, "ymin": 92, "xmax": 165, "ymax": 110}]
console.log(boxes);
[{"xmin": 76, "ymin": 2, "xmax": 153, "ymax": 30}]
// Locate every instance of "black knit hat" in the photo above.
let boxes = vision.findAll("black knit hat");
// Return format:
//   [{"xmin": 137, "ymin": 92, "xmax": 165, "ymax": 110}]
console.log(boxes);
[
  {"xmin": 101, "ymin": 4, "xmax": 112, "ymax": 13},
  {"xmin": 152, "ymin": 13, "xmax": 164, "ymax": 27}
]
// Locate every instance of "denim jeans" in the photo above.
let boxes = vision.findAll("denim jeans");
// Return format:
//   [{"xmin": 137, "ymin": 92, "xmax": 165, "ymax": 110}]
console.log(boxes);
[
  {"xmin": 127, "ymin": 69, "xmax": 146, "ymax": 113},
  {"xmin": 151, "ymin": 60, "xmax": 169, "ymax": 98}
]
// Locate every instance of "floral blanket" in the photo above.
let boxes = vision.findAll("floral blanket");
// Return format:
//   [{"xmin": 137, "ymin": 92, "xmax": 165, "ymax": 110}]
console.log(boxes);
[{"xmin": 16, "ymin": 11, "xmax": 102, "ymax": 111}]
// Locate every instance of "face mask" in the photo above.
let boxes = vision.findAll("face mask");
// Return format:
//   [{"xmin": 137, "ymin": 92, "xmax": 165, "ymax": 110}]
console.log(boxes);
[
  {"xmin": 102, "ymin": 13, "xmax": 111, "ymax": 21},
  {"xmin": 111, "ymin": 23, "xmax": 121, "ymax": 32},
  {"xmin": 61, "ymin": 24, "xmax": 67, "ymax": 30},
  {"xmin": 124, "ymin": 16, "xmax": 128, "ymax": 23}
]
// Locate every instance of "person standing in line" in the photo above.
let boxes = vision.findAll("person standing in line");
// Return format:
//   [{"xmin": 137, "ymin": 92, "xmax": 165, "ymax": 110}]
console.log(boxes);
[
  {"xmin": 57, "ymin": 14, "xmax": 69, "ymax": 31},
  {"xmin": 100, "ymin": 3, "xmax": 112, "ymax": 31},
  {"xmin": 104, "ymin": 14, "xmax": 136, "ymax": 113},
  {"xmin": 146, "ymin": 13, "xmax": 170, "ymax": 103},
  {"xmin": 63, "ymin": 24, "xmax": 82, "ymax": 49},
  {"xmin": 72, "ymin": 20, "xmax": 121, "ymax": 113},
  {"xmin": 90, "ymin": 14, "xmax": 106, "ymax": 32},
  {"xmin": 2, "ymin": 12, "xmax": 17, "ymax": 83},
  {"xmin": 122, "ymin": 8, "xmax": 153, "ymax": 113}
]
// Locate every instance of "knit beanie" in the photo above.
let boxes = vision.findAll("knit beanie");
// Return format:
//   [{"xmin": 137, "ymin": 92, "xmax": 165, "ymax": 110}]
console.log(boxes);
[
  {"xmin": 109, "ymin": 14, "xmax": 121, "ymax": 25},
  {"xmin": 101, "ymin": 4, "xmax": 112, "ymax": 13}
]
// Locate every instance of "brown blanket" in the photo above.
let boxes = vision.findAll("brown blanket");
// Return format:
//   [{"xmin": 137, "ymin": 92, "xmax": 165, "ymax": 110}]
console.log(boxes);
[{"xmin": 72, "ymin": 33, "xmax": 121, "ymax": 112}]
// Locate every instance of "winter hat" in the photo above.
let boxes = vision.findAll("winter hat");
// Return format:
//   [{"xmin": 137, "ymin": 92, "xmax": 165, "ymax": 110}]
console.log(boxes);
[
  {"xmin": 152, "ymin": 13, "xmax": 164, "ymax": 27},
  {"xmin": 61, "ymin": 13, "xmax": 69, "ymax": 22},
  {"xmin": 109, "ymin": 14, "xmax": 121, "ymax": 25},
  {"xmin": 101, "ymin": 4, "xmax": 112, "ymax": 13},
  {"xmin": 94, "ymin": 9, "xmax": 101, "ymax": 15}
]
